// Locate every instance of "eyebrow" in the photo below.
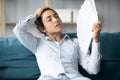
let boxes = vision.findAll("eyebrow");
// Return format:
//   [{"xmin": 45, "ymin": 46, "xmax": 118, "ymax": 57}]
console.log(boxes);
[
  {"xmin": 46, "ymin": 15, "xmax": 51, "ymax": 19},
  {"xmin": 45, "ymin": 12, "xmax": 58, "ymax": 19}
]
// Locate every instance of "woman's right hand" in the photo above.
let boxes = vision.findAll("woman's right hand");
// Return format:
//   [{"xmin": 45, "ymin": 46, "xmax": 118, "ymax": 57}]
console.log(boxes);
[{"xmin": 35, "ymin": 6, "xmax": 49, "ymax": 18}]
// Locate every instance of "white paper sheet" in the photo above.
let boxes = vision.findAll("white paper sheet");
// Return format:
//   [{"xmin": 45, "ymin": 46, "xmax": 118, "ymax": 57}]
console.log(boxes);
[{"xmin": 77, "ymin": 0, "xmax": 98, "ymax": 54}]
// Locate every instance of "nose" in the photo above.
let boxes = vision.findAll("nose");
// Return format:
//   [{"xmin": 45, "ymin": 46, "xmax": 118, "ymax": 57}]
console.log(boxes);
[{"xmin": 53, "ymin": 17, "xmax": 58, "ymax": 22}]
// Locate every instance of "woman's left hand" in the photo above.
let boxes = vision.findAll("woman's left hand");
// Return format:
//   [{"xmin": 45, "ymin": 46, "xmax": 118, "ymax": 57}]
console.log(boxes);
[{"xmin": 92, "ymin": 21, "xmax": 102, "ymax": 43}]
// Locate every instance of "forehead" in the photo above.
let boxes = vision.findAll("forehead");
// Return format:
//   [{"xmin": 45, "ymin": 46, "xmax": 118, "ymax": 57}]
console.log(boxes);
[{"xmin": 41, "ymin": 10, "xmax": 57, "ymax": 19}]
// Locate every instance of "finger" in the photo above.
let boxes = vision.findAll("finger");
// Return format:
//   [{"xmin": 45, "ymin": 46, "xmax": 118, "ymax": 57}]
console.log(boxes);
[
  {"xmin": 96, "ymin": 21, "xmax": 102, "ymax": 27},
  {"xmin": 92, "ymin": 25, "xmax": 101, "ymax": 32},
  {"xmin": 35, "ymin": 6, "xmax": 49, "ymax": 17}
]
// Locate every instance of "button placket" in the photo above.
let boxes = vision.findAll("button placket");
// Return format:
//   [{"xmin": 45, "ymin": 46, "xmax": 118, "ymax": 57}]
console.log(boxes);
[{"xmin": 57, "ymin": 43, "xmax": 61, "ymax": 60}]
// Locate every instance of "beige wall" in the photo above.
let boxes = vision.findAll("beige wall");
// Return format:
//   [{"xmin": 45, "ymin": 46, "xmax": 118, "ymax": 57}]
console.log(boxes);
[
  {"xmin": 4, "ymin": 0, "xmax": 120, "ymax": 37},
  {"xmin": 0, "ymin": 0, "xmax": 5, "ymax": 37}
]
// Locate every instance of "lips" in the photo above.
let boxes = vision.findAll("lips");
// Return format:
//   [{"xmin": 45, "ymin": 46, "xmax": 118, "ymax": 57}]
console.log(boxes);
[{"xmin": 55, "ymin": 23, "xmax": 62, "ymax": 28}]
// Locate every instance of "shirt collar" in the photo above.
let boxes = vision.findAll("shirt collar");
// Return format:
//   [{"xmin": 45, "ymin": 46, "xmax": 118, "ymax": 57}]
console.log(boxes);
[
  {"xmin": 63, "ymin": 34, "xmax": 71, "ymax": 40},
  {"xmin": 45, "ymin": 34, "xmax": 71, "ymax": 41},
  {"xmin": 45, "ymin": 36, "xmax": 52, "ymax": 41}
]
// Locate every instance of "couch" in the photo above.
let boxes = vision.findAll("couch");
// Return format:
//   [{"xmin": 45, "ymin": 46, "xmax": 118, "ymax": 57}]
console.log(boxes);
[{"xmin": 0, "ymin": 32, "xmax": 120, "ymax": 80}]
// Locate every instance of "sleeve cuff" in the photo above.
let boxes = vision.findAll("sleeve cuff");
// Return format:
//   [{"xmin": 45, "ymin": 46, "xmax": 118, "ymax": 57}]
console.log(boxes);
[
  {"xmin": 91, "ymin": 41, "xmax": 101, "ymax": 59},
  {"xmin": 15, "ymin": 14, "xmax": 37, "ymax": 30},
  {"xmin": 23, "ymin": 14, "xmax": 37, "ymax": 25},
  {"xmin": 92, "ymin": 41, "xmax": 100, "ymax": 47}
]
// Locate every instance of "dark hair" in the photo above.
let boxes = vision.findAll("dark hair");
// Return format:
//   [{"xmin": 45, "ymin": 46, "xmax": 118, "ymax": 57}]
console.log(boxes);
[{"xmin": 34, "ymin": 8, "xmax": 56, "ymax": 34}]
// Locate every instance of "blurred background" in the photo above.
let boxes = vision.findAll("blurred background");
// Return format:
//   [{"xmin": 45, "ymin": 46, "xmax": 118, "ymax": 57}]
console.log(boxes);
[{"xmin": 0, "ymin": 0, "xmax": 120, "ymax": 37}]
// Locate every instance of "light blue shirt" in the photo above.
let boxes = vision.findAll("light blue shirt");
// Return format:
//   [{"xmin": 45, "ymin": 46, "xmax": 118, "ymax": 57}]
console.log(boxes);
[{"xmin": 13, "ymin": 14, "xmax": 101, "ymax": 79}]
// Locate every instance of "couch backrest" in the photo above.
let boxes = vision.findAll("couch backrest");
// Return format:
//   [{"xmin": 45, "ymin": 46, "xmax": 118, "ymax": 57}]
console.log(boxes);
[
  {"xmin": 0, "ymin": 37, "xmax": 40, "ymax": 79},
  {"xmin": 68, "ymin": 32, "xmax": 120, "ymax": 80},
  {"xmin": 100, "ymin": 32, "xmax": 120, "ymax": 61},
  {"xmin": 98, "ymin": 32, "xmax": 120, "ymax": 80},
  {"xmin": 0, "ymin": 32, "xmax": 120, "ymax": 80},
  {"xmin": 67, "ymin": 32, "xmax": 120, "ymax": 60}
]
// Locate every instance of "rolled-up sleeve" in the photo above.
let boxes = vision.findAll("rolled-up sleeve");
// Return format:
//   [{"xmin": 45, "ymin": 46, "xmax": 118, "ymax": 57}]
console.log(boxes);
[
  {"xmin": 79, "ymin": 41, "xmax": 102, "ymax": 75},
  {"xmin": 13, "ymin": 14, "xmax": 40, "ymax": 53}
]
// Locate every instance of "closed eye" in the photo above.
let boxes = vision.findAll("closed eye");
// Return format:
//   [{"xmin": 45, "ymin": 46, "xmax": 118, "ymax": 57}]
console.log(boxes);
[{"xmin": 54, "ymin": 13, "xmax": 59, "ymax": 18}]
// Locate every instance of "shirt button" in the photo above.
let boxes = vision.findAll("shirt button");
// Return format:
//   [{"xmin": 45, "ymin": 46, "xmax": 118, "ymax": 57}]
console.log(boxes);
[{"xmin": 27, "ymin": 19, "xmax": 30, "ymax": 22}]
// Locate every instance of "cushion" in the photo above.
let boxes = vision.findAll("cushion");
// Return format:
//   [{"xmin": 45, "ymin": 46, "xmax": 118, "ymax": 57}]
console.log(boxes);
[{"xmin": 0, "ymin": 37, "xmax": 40, "ymax": 79}]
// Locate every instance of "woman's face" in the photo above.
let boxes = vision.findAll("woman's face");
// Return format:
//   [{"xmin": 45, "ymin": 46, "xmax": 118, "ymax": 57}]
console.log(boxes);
[{"xmin": 41, "ymin": 10, "xmax": 63, "ymax": 35}]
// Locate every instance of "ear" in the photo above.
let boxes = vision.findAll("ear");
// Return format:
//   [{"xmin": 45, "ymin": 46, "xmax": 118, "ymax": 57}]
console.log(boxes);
[{"xmin": 40, "ymin": 28, "xmax": 47, "ymax": 33}]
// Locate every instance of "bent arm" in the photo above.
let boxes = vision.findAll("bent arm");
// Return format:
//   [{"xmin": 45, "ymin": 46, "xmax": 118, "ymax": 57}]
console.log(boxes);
[
  {"xmin": 13, "ymin": 14, "xmax": 40, "ymax": 53},
  {"xmin": 79, "ymin": 41, "xmax": 101, "ymax": 75}
]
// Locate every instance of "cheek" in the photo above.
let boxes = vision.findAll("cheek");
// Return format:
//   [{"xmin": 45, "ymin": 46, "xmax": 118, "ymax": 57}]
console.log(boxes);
[
  {"xmin": 43, "ymin": 23, "xmax": 54, "ymax": 32},
  {"xmin": 44, "ymin": 23, "xmax": 53, "ymax": 29},
  {"xmin": 42, "ymin": 20, "xmax": 49, "ymax": 27},
  {"xmin": 43, "ymin": 21, "xmax": 54, "ymax": 29}
]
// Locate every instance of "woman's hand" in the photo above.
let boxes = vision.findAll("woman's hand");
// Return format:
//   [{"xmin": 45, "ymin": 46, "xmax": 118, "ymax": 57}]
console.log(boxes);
[
  {"xmin": 35, "ymin": 6, "xmax": 49, "ymax": 18},
  {"xmin": 92, "ymin": 21, "xmax": 102, "ymax": 43}
]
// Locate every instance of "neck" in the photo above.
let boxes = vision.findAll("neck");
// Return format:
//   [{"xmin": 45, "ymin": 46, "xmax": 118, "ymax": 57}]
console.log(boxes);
[{"xmin": 47, "ymin": 33, "xmax": 63, "ymax": 42}]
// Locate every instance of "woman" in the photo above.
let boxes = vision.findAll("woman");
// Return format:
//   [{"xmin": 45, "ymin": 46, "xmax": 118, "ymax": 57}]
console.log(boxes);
[{"xmin": 13, "ymin": 6, "xmax": 102, "ymax": 80}]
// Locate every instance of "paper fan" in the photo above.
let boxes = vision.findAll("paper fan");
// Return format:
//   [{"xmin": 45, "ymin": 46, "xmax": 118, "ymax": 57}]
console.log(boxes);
[{"xmin": 76, "ymin": 0, "xmax": 98, "ymax": 54}]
